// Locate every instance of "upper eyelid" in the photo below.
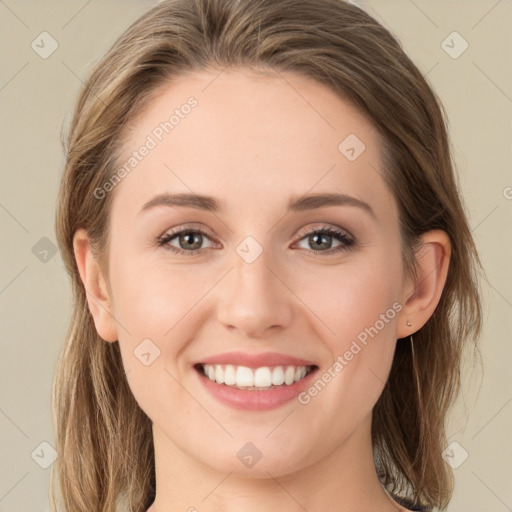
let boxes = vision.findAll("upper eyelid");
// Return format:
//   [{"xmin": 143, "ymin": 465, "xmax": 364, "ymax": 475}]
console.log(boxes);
[
  {"xmin": 161, "ymin": 223, "xmax": 351, "ymax": 237},
  {"xmin": 296, "ymin": 224, "xmax": 352, "ymax": 239}
]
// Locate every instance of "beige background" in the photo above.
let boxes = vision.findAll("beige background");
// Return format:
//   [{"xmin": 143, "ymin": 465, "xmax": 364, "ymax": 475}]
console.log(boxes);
[{"xmin": 0, "ymin": 1, "xmax": 511, "ymax": 511}]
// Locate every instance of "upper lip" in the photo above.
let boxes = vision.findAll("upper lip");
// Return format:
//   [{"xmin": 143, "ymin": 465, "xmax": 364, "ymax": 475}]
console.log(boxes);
[{"xmin": 195, "ymin": 351, "xmax": 317, "ymax": 369}]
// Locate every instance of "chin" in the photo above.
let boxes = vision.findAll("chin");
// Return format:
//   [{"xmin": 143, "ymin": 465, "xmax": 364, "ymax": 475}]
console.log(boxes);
[{"xmin": 195, "ymin": 439, "xmax": 314, "ymax": 479}]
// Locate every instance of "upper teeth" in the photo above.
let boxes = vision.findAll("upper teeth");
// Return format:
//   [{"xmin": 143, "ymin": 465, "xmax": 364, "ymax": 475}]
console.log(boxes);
[{"xmin": 201, "ymin": 364, "xmax": 311, "ymax": 389}]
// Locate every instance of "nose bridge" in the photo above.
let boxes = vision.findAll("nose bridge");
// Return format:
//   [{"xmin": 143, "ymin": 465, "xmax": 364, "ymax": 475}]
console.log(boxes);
[
  {"xmin": 216, "ymin": 235, "xmax": 292, "ymax": 336},
  {"xmin": 234, "ymin": 239, "xmax": 274, "ymax": 293}
]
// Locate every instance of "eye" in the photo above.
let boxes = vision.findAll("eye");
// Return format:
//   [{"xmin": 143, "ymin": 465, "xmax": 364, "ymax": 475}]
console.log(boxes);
[
  {"xmin": 157, "ymin": 224, "xmax": 355, "ymax": 257},
  {"xmin": 157, "ymin": 227, "xmax": 216, "ymax": 256},
  {"xmin": 294, "ymin": 225, "xmax": 355, "ymax": 255}
]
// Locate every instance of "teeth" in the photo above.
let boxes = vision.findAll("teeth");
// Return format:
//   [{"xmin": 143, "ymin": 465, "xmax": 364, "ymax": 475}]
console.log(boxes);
[
  {"xmin": 271, "ymin": 366, "xmax": 285, "ymax": 385},
  {"xmin": 284, "ymin": 366, "xmax": 295, "ymax": 385},
  {"xmin": 295, "ymin": 366, "xmax": 307, "ymax": 382},
  {"xmin": 200, "ymin": 364, "xmax": 312, "ymax": 390},
  {"xmin": 224, "ymin": 365, "xmax": 236, "ymax": 386},
  {"xmin": 254, "ymin": 367, "xmax": 272, "ymax": 387},
  {"xmin": 215, "ymin": 365, "xmax": 224, "ymax": 384},
  {"xmin": 236, "ymin": 366, "xmax": 254, "ymax": 387}
]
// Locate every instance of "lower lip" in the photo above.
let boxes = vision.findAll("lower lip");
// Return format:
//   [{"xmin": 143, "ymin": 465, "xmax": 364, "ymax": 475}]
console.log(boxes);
[{"xmin": 195, "ymin": 366, "xmax": 318, "ymax": 411}]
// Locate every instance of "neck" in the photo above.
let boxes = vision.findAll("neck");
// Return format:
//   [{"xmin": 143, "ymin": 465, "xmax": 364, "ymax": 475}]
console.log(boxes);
[{"xmin": 147, "ymin": 414, "xmax": 405, "ymax": 512}]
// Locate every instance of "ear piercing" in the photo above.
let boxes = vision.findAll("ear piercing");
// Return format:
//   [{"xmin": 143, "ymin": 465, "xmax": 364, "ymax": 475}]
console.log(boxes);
[{"xmin": 406, "ymin": 321, "xmax": 412, "ymax": 327}]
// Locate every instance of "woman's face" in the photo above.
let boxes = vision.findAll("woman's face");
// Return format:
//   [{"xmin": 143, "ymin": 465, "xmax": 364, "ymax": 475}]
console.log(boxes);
[{"xmin": 100, "ymin": 68, "xmax": 413, "ymax": 476}]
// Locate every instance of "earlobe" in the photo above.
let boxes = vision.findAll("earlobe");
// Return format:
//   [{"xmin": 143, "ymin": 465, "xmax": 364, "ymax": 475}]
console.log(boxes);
[
  {"xmin": 396, "ymin": 229, "xmax": 451, "ymax": 339},
  {"xmin": 73, "ymin": 229, "xmax": 118, "ymax": 342}
]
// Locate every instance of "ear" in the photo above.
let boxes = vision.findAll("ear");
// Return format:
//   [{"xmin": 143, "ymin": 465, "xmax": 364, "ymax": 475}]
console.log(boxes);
[
  {"xmin": 73, "ymin": 228, "xmax": 118, "ymax": 342},
  {"xmin": 396, "ymin": 229, "xmax": 451, "ymax": 339}
]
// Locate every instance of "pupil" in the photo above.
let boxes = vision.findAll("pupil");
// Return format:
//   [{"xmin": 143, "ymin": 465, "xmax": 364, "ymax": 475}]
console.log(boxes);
[
  {"xmin": 181, "ymin": 232, "xmax": 201, "ymax": 249},
  {"xmin": 311, "ymin": 233, "xmax": 331, "ymax": 250}
]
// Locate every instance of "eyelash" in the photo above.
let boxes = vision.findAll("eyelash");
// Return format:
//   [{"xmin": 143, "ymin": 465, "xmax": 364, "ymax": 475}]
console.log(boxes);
[{"xmin": 156, "ymin": 225, "xmax": 355, "ymax": 257}]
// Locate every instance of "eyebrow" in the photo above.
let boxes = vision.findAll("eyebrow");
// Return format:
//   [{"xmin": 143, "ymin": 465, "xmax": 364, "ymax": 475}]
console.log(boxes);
[{"xmin": 139, "ymin": 192, "xmax": 376, "ymax": 219}]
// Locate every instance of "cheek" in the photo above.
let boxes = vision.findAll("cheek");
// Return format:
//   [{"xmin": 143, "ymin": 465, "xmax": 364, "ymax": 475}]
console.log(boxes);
[
  {"xmin": 109, "ymin": 243, "xmax": 207, "ymax": 334},
  {"xmin": 110, "ymin": 236, "xmax": 403, "ymax": 357},
  {"xmin": 108, "ymin": 261, "xmax": 208, "ymax": 415},
  {"xmin": 292, "ymin": 249, "xmax": 402, "ymax": 413},
  {"xmin": 297, "ymin": 250, "xmax": 402, "ymax": 345}
]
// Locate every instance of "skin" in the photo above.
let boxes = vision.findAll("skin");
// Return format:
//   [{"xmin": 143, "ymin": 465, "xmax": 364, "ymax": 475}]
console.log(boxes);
[{"xmin": 74, "ymin": 67, "xmax": 451, "ymax": 512}]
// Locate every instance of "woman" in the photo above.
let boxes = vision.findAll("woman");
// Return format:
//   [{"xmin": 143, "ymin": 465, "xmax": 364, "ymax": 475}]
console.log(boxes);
[{"xmin": 51, "ymin": 0, "xmax": 483, "ymax": 511}]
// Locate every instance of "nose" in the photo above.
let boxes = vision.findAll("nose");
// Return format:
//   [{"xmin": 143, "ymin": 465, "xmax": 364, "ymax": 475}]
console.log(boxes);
[{"xmin": 216, "ymin": 247, "xmax": 293, "ymax": 339}]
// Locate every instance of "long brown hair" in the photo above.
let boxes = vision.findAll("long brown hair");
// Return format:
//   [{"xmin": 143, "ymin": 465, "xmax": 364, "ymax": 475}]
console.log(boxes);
[{"xmin": 52, "ymin": 1, "xmax": 483, "ymax": 510}]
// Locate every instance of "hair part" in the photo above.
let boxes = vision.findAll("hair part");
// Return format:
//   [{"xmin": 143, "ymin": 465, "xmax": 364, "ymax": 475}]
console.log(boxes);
[{"xmin": 52, "ymin": 1, "xmax": 483, "ymax": 511}]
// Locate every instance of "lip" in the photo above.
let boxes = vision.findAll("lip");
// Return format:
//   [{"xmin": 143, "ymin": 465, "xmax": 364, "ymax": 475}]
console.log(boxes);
[
  {"xmin": 194, "ymin": 361, "xmax": 319, "ymax": 412},
  {"xmin": 194, "ymin": 351, "xmax": 316, "ymax": 369}
]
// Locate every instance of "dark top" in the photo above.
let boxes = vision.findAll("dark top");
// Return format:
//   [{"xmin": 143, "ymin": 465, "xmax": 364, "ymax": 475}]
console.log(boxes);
[{"xmin": 390, "ymin": 492, "xmax": 433, "ymax": 511}]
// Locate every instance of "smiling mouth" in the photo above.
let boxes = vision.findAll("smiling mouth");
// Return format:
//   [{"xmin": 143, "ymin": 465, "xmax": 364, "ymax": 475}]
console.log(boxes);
[{"xmin": 194, "ymin": 363, "xmax": 318, "ymax": 391}]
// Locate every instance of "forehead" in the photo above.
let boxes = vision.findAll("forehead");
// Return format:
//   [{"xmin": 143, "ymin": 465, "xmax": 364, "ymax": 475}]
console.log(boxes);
[{"xmin": 111, "ymin": 67, "xmax": 394, "ymax": 220}]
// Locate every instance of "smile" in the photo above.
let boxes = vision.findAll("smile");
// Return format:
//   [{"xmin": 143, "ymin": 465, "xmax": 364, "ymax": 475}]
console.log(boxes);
[
  {"xmin": 193, "ymin": 361, "xmax": 319, "ymax": 411},
  {"xmin": 196, "ymin": 363, "xmax": 316, "ymax": 390}
]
